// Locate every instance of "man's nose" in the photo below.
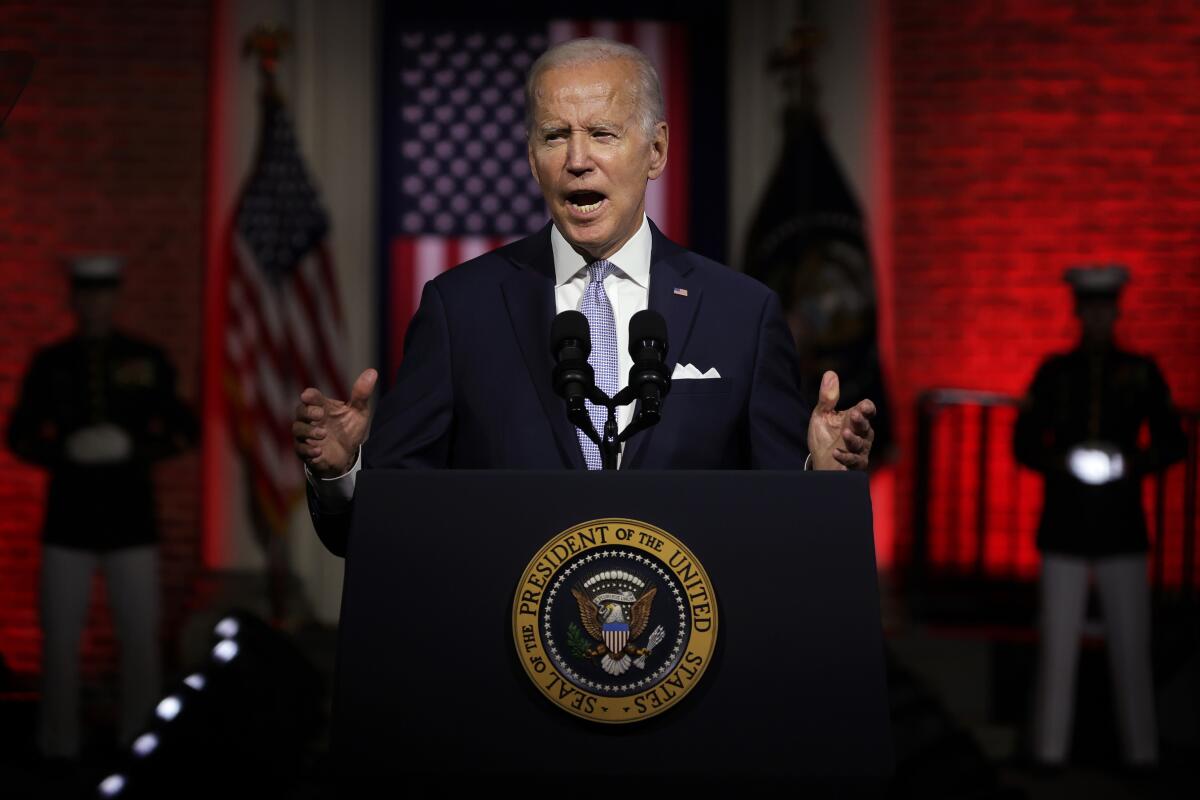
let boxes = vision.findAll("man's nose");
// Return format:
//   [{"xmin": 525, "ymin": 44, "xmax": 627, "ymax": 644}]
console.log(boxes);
[{"xmin": 565, "ymin": 132, "xmax": 593, "ymax": 175}]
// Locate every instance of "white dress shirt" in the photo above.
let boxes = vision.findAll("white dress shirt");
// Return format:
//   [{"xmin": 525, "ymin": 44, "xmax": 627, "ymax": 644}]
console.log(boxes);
[
  {"xmin": 309, "ymin": 215, "xmax": 654, "ymax": 509},
  {"xmin": 551, "ymin": 214, "xmax": 652, "ymax": 445}
]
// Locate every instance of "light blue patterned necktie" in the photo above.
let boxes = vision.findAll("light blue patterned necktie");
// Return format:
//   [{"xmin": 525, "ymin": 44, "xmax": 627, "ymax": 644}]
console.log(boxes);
[{"xmin": 578, "ymin": 260, "xmax": 619, "ymax": 469}]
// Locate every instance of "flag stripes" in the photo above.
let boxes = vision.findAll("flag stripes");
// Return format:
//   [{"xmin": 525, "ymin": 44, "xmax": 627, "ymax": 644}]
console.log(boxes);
[
  {"xmin": 382, "ymin": 20, "xmax": 691, "ymax": 382},
  {"xmin": 224, "ymin": 95, "xmax": 346, "ymax": 534}
]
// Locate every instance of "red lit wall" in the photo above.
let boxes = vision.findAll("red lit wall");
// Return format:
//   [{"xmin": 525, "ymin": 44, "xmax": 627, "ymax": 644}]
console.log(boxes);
[
  {"xmin": 888, "ymin": 2, "xmax": 1200, "ymax": 572},
  {"xmin": 0, "ymin": 1, "xmax": 210, "ymax": 675}
]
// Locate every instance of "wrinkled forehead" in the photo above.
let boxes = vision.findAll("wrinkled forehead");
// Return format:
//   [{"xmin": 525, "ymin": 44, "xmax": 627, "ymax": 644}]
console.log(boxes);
[{"xmin": 529, "ymin": 58, "xmax": 640, "ymax": 121}]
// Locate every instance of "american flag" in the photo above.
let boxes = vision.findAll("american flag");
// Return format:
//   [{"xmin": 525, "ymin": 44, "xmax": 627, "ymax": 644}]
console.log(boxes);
[
  {"xmin": 381, "ymin": 20, "xmax": 691, "ymax": 382},
  {"xmin": 224, "ymin": 91, "xmax": 346, "ymax": 534}
]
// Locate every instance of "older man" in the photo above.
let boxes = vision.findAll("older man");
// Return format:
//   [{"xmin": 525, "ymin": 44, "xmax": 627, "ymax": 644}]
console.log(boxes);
[{"xmin": 294, "ymin": 38, "xmax": 876, "ymax": 556}]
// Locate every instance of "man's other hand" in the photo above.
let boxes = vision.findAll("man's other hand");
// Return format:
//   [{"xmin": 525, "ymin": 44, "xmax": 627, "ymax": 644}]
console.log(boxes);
[
  {"xmin": 293, "ymin": 368, "xmax": 377, "ymax": 478},
  {"xmin": 807, "ymin": 371, "xmax": 876, "ymax": 471}
]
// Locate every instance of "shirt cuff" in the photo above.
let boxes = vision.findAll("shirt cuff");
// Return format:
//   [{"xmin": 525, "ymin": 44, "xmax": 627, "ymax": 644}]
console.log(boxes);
[
  {"xmin": 804, "ymin": 453, "xmax": 813, "ymax": 471},
  {"xmin": 305, "ymin": 448, "xmax": 361, "ymax": 511}
]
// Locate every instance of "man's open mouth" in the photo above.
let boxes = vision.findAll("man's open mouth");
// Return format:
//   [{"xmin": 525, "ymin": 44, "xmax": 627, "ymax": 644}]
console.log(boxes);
[{"xmin": 566, "ymin": 190, "xmax": 606, "ymax": 215}]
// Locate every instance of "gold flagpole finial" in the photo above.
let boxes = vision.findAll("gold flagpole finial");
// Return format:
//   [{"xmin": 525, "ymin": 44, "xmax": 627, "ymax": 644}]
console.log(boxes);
[
  {"xmin": 767, "ymin": 2, "xmax": 823, "ymax": 112},
  {"xmin": 242, "ymin": 25, "xmax": 291, "ymax": 97}
]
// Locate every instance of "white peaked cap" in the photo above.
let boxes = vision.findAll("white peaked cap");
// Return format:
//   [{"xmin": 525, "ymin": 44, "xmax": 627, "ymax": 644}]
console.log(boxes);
[
  {"xmin": 1064, "ymin": 264, "xmax": 1128, "ymax": 296},
  {"xmin": 69, "ymin": 254, "xmax": 124, "ymax": 285}
]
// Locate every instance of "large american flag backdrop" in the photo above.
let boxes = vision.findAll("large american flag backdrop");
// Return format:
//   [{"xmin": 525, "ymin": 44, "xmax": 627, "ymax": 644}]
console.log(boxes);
[
  {"xmin": 224, "ymin": 91, "xmax": 347, "ymax": 535},
  {"xmin": 380, "ymin": 19, "xmax": 691, "ymax": 384}
]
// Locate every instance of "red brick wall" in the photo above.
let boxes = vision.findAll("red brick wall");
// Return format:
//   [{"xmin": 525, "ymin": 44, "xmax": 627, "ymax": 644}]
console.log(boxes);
[
  {"xmin": 889, "ymin": 1, "xmax": 1200, "ymax": 569},
  {"xmin": 0, "ymin": 1, "xmax": 210, "ymax": 676}
]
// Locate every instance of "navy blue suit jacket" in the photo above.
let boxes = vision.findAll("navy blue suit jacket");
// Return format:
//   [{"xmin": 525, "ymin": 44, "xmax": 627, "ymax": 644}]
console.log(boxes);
[{"xmin": 311, "ymin": 221, "xmax": 811, "ymax": 555}]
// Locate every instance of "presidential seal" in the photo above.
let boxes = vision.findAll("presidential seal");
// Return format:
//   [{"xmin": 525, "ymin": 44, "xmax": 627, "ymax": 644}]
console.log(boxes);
[{"xmin": 512, "ymin": 519, "xmax": 718, "ymax": 724}]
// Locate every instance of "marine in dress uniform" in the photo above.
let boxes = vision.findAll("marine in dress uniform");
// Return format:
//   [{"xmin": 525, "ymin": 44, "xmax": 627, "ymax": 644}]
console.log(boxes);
[
  {"xmin": 6, "ymin": 255, "xmax": 198, "ymax": 759},
  {"xmin": 1014, "ymin": 265, "xmax": 1186, "ymax": 767}
]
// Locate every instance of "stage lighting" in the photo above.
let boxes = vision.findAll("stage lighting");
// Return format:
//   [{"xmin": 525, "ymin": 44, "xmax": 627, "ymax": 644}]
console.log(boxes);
[
  {"xmin": 132, "ymin": 732, "xmax": 159, "ymax": 757},
  {"xmin": 98, "ymin": 773, "xmax": 126, "ymax": 797},
  {"xmin": 214, "ymin": 616, "xmax": 240, "ymax": 638},
  {"xmin": 155, "ymin": 695, "xmax": 182, "ymax": 721},
  {"xmin": 104, "ymin": 609, "xmax": 324, "ymax": 797},
  {"xmin": 213, "ymin": 639, "xmax": 239, "ymax": 663}
]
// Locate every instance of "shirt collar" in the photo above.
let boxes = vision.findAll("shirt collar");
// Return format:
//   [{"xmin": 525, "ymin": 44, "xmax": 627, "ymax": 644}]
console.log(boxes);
[{"xmin": 550, "ymin": 214, "xmax": 652, "ymax": 289}]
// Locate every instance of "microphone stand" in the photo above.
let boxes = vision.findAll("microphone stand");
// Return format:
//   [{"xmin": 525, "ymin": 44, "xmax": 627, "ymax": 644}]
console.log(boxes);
[
  {"xmin": 553, "ymin": 313, "xmax": 671, "ymax": 471},
  {"xmin": 571, "ymin": 380, "xmax": 669, "ymax": 471},
  {"xmin": 566, "ymin": 385, "xmax": 621, "ymax": 471}
]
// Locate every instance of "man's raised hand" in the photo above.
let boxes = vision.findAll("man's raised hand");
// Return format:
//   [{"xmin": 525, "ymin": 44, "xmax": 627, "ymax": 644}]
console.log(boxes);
[
  {"xmin": 293, "ymin": 368, "xmax": 378, "ymax": 478},
  {"xmin": 807, "ymin": 370, "xmax": 876, "ymax": 471}
]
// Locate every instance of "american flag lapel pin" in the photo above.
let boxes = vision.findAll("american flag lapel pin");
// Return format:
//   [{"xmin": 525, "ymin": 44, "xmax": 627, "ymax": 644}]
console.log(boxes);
[{"xmin": 673, "ymin": 287, "xmax": 688, "ymax": 297}]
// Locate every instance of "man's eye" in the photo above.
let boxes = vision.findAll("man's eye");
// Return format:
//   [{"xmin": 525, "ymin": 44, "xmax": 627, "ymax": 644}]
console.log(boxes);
[{"xmin": 593, "ymin": 130, "xmax": 616, "ymax": 139}]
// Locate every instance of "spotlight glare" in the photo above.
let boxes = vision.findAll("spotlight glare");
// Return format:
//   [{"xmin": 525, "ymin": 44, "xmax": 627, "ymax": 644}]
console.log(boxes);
[
  {"xmin": 184, "ymin": 673, "xmax": 207, "ymax": 691},
  {"xmin": 213, "ymin": 638, "xmax": 239, "ymax": 663},
  {"xmin": 98, "ymin": 773, "xmax": 126, "ymax": 796},
  {"xmin": 215, "ymin": 616, "xmax": 240, "ymax": 638},
  {"xmin": 155, "ymin": 695, "xmax": 182, "ymax": 721},
  {"xmin": 132, "ymin": 732, "xmax": 159, "ymax": 757}
]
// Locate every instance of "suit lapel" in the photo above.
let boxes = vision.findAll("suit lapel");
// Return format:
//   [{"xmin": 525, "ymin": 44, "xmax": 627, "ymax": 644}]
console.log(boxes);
[
  {"xmin": 501, "ymin": 225, "xmax": 587, "ymax": 470},
  {"xmin": 621, "ymin": 220, "xmax": 702, "ymax": 470}
]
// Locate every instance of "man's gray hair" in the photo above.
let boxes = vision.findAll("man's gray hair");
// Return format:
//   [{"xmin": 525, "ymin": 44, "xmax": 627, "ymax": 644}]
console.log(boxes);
[{"xmin": 524, "ymin": 37, "xmax": 665, "ymax": 139}]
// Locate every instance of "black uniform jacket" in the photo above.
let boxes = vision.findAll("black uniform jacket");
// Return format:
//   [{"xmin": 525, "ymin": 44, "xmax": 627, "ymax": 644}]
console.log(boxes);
[
  {"xmin": 1013, "ymin": 345, "xmax": 1186, "ymax": 556},
  {"xmin": 7, "ymin": 331, "xmax": 197, "ymax": 550}
]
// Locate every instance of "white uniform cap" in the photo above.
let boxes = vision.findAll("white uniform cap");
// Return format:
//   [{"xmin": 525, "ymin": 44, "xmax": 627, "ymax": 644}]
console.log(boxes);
[
  {"xmin": 1064, "ymin": 264, "xmax": 1128, "ymax": 297},
  {"xmin": 69, "ymin": 254, "xmax": 124, "ymax": 286}
]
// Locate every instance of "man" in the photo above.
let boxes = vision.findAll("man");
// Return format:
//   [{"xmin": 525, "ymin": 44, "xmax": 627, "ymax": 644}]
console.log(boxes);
[
  {"xmin": 7, "ymin": 255, "xmax": 198, "ymax": 759},
  {"xmin": 1014, "ymin": 265, "xmax": 1186, "ymax": 769},
  {"xmin": 294, "ymin": 38, "xmax": 876, "ymax": 557}
]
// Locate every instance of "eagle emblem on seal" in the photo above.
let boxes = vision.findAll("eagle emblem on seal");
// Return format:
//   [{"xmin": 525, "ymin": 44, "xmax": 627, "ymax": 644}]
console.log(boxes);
[{"xmin": 570, "ymin": 570, "xmax": 665, "ymax": 676}]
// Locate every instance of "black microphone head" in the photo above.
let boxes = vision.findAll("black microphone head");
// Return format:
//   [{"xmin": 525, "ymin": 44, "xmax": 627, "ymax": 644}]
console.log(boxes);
[
  {"xmin": 628, "ymin": 309, "xmax": 668, "ymax": 357},
  {"xmin": 551, "ymin": 310, "xmax": 591, "ymax": 358}
]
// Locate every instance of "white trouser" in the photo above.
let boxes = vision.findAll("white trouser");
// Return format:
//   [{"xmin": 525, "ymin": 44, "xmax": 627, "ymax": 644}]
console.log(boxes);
[
  {"xmin": 38, "ymin": 544, "xmax": 161, "ymax": 758},
  {"xmin": 1033, "ymin": 553, "xmax": 1157, "ymax": 765}
]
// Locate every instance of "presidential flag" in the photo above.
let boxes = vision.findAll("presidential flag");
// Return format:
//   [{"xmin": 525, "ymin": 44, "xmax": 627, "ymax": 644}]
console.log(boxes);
[
  {"xmin": 742, "ymin": 46, "xmax": 891, "ymax": 459},
  {"xmin": 224, "ymin": 88, "xmax": 347, "ymax": 535},
  {"xmin": 380, "ymin": 19, "xmax": 691, "ymax": 384}
]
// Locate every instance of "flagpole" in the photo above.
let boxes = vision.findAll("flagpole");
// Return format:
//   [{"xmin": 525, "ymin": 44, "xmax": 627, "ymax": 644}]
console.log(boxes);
[
  {"xmin": 251, "ymin": 23, "xmax": 294, "ymax": 628},
  {"xmin": 243, "ymin": 25, "xmax": 291, "ymax": 102},
  {"xmin": 200, "ymin": 0, "xmax": 233, "ymax": 570},
  {"xmin": 206, "ymin": 22, "xmax": 298, "ymax": 625}
]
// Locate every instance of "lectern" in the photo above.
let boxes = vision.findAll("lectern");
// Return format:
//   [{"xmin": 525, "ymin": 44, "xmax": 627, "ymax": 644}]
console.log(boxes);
[{"xmin": 333, "ymin": 470, "xmax": 891, "ymax": 785}]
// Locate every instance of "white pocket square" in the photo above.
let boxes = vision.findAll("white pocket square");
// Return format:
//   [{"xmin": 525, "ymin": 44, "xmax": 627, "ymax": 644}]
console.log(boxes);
[{"xmin": 671, "ymin": 363, "xmax": 721, "ymax": 379}]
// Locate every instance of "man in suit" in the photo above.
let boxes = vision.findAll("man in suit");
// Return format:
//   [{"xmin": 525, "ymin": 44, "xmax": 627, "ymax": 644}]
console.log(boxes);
[{"xmin": 294, "ymin": 38, "xmax": 876, "ymax": 556}]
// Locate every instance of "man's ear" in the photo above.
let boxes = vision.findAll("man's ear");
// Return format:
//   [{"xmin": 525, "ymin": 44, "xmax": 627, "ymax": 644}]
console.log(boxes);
[{"xmin": 647, "ymin": 121, "xmax": 669, "ymax": 181}]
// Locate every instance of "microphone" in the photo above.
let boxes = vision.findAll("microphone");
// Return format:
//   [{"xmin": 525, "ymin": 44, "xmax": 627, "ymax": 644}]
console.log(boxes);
[
  {"xmin": 551, "ymin": 311, "xmax": 593, "ymax": 413},
  {"xmin": 627, "ymin": 310, "xmax": 670, "ymax": 419}
]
